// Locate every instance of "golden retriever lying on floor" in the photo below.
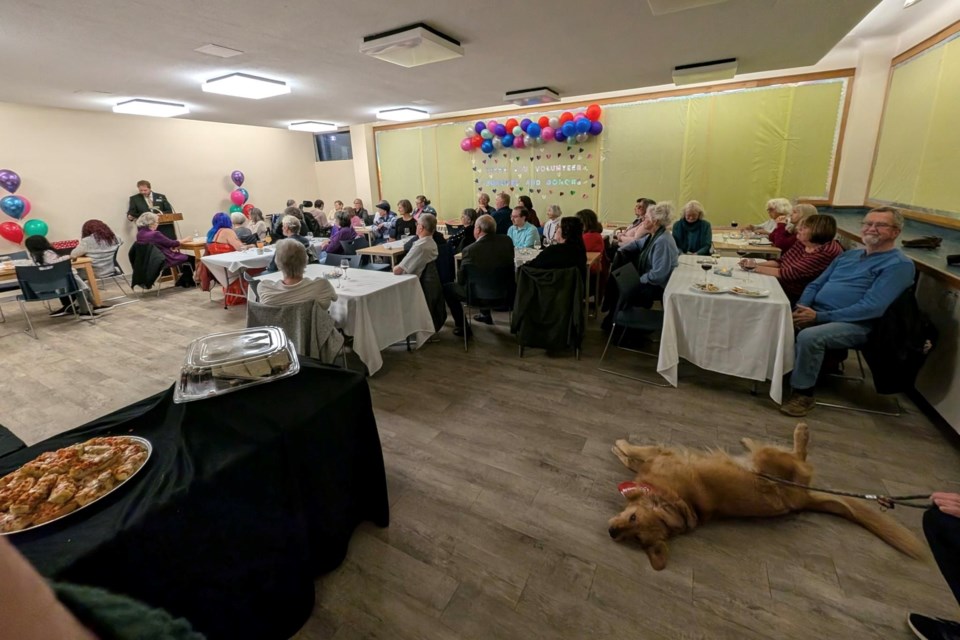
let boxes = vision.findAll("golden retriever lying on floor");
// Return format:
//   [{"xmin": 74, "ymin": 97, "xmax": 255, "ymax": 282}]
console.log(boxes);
[{"xmin": 608, "ymin": 423, "xmax": 926, "ymax": 570}]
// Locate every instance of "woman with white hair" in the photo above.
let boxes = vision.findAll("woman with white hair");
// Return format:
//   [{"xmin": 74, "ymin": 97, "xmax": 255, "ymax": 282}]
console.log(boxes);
[
  {"xmin": 231, "ymin": 212, "xmax": 256, "ymax": 244},
  {"xmin": 136, "ymin": 212, "xmax": 191, "ymax": 270},
  {"xmin": 672, "ymin": 200, "xmax": 713, "ymax": 255},
  {"xmin": 769, "ymin": 203, "xmax": 817, "ymax": 252},
  {"xmin": 257, "ymin": 239, "xmax": 337, "ymax": 308},
  {"xmin": 747, "ymin": 197, "xmax": 792, "ymax": 235},
  {"xmin": 602, "ymin": 202, "xmax": 680, "ymax": 330}
]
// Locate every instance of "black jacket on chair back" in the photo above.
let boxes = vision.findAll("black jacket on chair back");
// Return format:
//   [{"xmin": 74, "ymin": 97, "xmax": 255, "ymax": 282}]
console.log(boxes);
[
  {"xmin": 861, "ymin": 286, "xmax": 937, "ymax": 394},
  {"xmin": 129, "ymin": 242, "xmax": 167, "ymax": 289},
  {"xmin": 511, "ymin": 265, "xmax": 584, "ymax": 353}
]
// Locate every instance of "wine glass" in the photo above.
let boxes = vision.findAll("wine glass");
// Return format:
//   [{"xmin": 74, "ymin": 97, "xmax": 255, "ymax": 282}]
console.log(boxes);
[
  {"xmin": 533, "ymin": 235, "xmax": 541, "ymax": 251},
  {"xmin": 700, "ymin": 262, "xmax": 712, "ymax": 286},
  {"xmin": 340, "ymin": 258, "xmax": 349, "ymax": 281},
  {"xmin": 741, "ymin": 258, "xmax": 757, "ymax": 284}
]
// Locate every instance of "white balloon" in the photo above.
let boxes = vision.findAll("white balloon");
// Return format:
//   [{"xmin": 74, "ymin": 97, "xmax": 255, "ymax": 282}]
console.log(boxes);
[
  {"xmin": 466, "ymin": 126, "xmax": 476, "ymax": 137},
  {"xmin": 548, "ymin": 117, "xmax": 559, "ymax": 129},
  {"xmin": 576, "ymin": 133, "xmax": 587, "ymax": 143},
  {"xmin": 492, "ymin": 138, "xmax": 502, "ymax": 149},
  {"xmin": 524, "ymin": 135, "xmax": 534, "ymax": 147}
]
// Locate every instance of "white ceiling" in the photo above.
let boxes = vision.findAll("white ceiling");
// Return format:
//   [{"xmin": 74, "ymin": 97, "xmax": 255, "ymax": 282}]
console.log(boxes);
[{"xmin": 0, "ymin": 0, "xmax": 883, "ymax": 129}]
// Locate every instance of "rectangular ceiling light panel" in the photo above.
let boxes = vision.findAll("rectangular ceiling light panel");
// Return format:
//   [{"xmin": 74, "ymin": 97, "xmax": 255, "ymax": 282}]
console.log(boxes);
[
  {"xmin": 202, "ymin": 73, "xmax": 291, "ymax": 99},
  {"xmin": 377, "ymin": 107, "xmax": 428, "ymax": 122},
  {"xmin": 113, "ymin": 99, "xmax": 189, "ymax": 117},
  {"xmin": 672, "ymin": 58, "xmax": 738, "ymax": 85},
  {"xmin": 504, "ymin": 87, "xmax": 561, "ymax": 106},
  {"xmin": 289, "ymin": 121, "xmax": 337, "ymax": 132},
  {"xmin": 361, "ymin": 24, "xmax": 463, "ymax": 68}
]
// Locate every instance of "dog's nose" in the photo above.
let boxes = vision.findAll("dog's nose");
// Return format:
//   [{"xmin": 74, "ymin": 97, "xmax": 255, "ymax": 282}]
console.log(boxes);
[{"xmin": 608, "ymin": 527, "xmax": 619, "ymax": 538}]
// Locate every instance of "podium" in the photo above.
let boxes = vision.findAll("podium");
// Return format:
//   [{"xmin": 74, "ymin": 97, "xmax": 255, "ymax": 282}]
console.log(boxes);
[{"xmin": 157, "ymin": 212, "xmax": 183, "ymax": 241}]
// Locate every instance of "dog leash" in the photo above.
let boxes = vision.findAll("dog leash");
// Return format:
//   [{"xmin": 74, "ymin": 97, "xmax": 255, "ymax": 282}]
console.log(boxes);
[{"xmin": 753, "ymin": 472, "xmax": 933, "ymax": 511}]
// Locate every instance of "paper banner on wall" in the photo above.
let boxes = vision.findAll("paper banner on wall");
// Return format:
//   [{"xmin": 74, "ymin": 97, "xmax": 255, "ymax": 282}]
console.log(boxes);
[{"xmin": 472, "ymin": 141, "xmax": 600, "ymax": 208}]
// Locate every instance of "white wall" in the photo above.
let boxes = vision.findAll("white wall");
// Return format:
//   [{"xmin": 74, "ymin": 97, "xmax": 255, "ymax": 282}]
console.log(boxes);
[
  {"xmin": 312, "ymin": 160, "xmax": 358, "ymax": 211},
  {"xmin": 0, "ymin": 101, "xmax": 317, "ymax": 267}
]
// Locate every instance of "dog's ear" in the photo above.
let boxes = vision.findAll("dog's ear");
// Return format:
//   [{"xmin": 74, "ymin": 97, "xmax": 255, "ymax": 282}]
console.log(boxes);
[
  {"xmin": 658, "ymin": 498, "xmax": 698, "ymax": 533},
  {"xmin": 644, "ymin": 541, "xmax": 669, "ymax": 571}
]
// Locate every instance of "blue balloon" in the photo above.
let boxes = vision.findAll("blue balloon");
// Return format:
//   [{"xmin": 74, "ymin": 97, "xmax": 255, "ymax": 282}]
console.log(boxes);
[
  {"xmin": 526, "ymin": 123, "xmax": 541, "ymax": 138},
  {"xmin": 576, "ymin": 118, "xmax": 591, "ymax": 134},
  {"xmin": 493, "ymin": 124, "xmax": 507, "ymax": 137},
  {"xmin": 561, "ymin": 121, "xmax": 576, "ymax": 137},
  {"xmin": 589, "ymin": 120, "xmax": 603, "ymax": 135},
  {"xmin": 520, "ymin": 118, "xmax": 532, "ymax": 132},
  {"xmin": 502, "ymin": 134, "xmax": 514, "ymax": 148},
  {"xmin": 0, "ymin": 195, "xmax": 26, "ymax": 220},
  {"xmin": 474, "ymin": 120, "xmax": 486, "ymax": 134},
  {"xmin": 481, "ymin": 139, "xmax": 494, "ymax": 154}
]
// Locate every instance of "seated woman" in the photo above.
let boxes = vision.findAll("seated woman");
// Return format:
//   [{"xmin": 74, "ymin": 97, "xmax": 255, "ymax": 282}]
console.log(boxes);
[
  {"xmin": 744, "ymin": 214, "xmax": 842, "ymax": 303},
  {"xmin": 345, "ymin": 206, "xmax": 364, "ymax": 228},
  {"xmin": 602, "ymin": 202, "xmax": 679, "ymax": 329},
  {"xmin": 528, "ymin": 216, "xmax": 587, "ymax": 283},
  {"xmin": 542, "ymin": 205, "xmax": 562, "ymax": 247},
  {"xmin": 769, "ymin": 203, "xmax": 817, "ymax": 252},
  {"xmin": 206, "ymin": 212, "xmax": 248, "ymax": 252},
  {"xmin": 746, "ymin": 197, "xmax": 791, "ymax": 235},
  {"xmin": 325, "ymin": 210, "xmax": 359, "ymax": 254},
  {"xmin": 136, "ymin": 212, "xmax": 191, "ymax": 272},
  {"xmin": 576, "ymin": 208, "xmax": 610, "ymax": 298},
  {"xmin": 449, "ymin": 208, "xmax": 478, "ymax": 254},
  {"xmin": 518, "ymin": 195, "xmax": 542, "ymax": 228},
  {"xmin": 70, "ymin": 219, "xmax": 122, "ymax": 280},
  {"xmin": 229, "ymin": 212, "xmax": 255, "ymax": 244},
  {"xmin": 413, "ymin": 195, "xmax": 437, "ymax": 220},
  {"xmin": 25, "ymin": 235, "xmax": 100, "ymax": 316},
  {"xmin": 672, "ymin": 200, "xmax": 713, "ymax": 255},
  {"xmin": 248, "ymin": 208, "xmax": 269, "ymax": 241},
  {"xmin": 393, "ymin": 200, "xmax": 418, "ymax": 240},
  {"xmin": 257, "ymin": 239, "xmax": 337, "ymax": 308}
]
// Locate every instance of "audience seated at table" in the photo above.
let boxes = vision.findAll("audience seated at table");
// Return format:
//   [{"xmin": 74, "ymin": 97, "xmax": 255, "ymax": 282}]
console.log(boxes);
[
  {"xmin": 325, "ymin": 210, "xmax": 359, "ymax": 255},
  {"xmin": 267, "ymin": 215, "xmax": 318, "ymax": 272},
  {"xmin": 25, "ymin": 235, "xmax": 100, "ymax": 317},
  {"xmin": 476, "ymin": 192, "xmax": 495, "ymax": 217},
  {"xmin": 271, "ymin": 206, "xmax": 306, "ymax": 239},
  {"xmin": 371, "ymin": 201, "xmax": 397, "ymax": 244},
  {"xmin": 518, "ymin": 195, "xmax": 542, "ymax": 228},
  {"xmin": 602, "ymin": 202, "xmax": 680, "ymax": 330},
  {"xmin": 70, "ymin": 219, "xmax": 121, "ymax": 279},
  {"xmin": 231, "ymin": 212, "xmax": 257, "ymax": 245},
  {"xmin": 612, "ymin": 198, "xmax": 656, "ymax": 247},
  {"xmin": 206, "ymin": 212, "xmax": 248, "ymax": 252},
  {"xmin": 352, "ymin": 199, "xmax": 372, "ymax": 225},
  {"xmin": 507, "ymin": 207, "xmax": 540, "ymax": 249},
  {"xmin": 257, "ymin": 239, "xmax": 337, "ymax": 308},
  {"xmin": 449, "ymin": 208, "xmax": 478, "ymax": 254},
  {"xmin": 745, "ymin": 214, "xmax": 842, "ymax": 304},
  {"xmin": 746, "ymin": 197, "xmax": 791, "ymax": 235},
  {"xmin": 769, "ymin": 203, "xmax": 817, "ymax": 252},
  {"xmin": 136, "ymin": 212, "xmax": 192, "ymax": 271},
  {"xmin": 528, "ymin": 216, "xmax": 587, "ymax": 283},
  {"xmin": 542, "ymin": 205, "xmax": 562, "ymax": 247},
  {"xmin": 576, "ymin": 208, "xmax": 610, "ymax": 290},
  {"xmin": 672, "ymin": 200, "xmax": 713, "ymax": 256},
  {"xmin": 492, "ymin": 193, "xmax": 513, "ymax": 235},
  {"xmin": 248, "ymin": 208, "xmax": 269, "ymax": 241},
  {"xmin": 394, "ymin": 200, "xmax": 418, "ymax": 240},
  {"xmin": 332, "ymin": 200, "xmax": 344, "ymax": 214},
  {"xmin": 394, "ymin": 214, "xmax": 438, "ymax": 277},
  {"xmin": 442, "ymin": 214, "xmax": 515, "ymax": 337},
  {"xmin": 780, "ymin": 206, "xmax": 915, "ymax": 417},
  {"xmin": 413, "ymin": 195, "xmax": 437, "ymax": 220},
  {"xmin": 343, "ymin": 206, "xmax": 363, "ymax": 228}
]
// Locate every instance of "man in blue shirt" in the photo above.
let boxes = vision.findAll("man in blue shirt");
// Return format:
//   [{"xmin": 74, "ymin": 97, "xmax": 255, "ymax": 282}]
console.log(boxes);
[
  {"xmin": 492, "ymin": 193, "xmax": 512, "ymax": 235},
  {"xmin": 507, "ymin": 207, "xmax": 540, "ymax": 248},
  {"xmin": 780, "ymin": 206, "xmax": 915, "ymax": 416}
]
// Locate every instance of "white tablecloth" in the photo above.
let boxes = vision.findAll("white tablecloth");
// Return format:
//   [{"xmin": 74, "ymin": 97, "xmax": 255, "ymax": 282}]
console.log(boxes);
[
  {"xmin": 200, "ymin": 240, "xmax": 328, "ymax": 278},
  {"xmin": 657, "ymin": 256, "xmax": 794, "ymax": 403},
  {"xmin": 256, "ymin": 264, "xmax": 435, "ymax": 375}
]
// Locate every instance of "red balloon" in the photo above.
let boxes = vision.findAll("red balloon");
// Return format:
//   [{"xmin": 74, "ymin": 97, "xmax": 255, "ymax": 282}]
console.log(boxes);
[
  {"xmin": 505, "ymin": 118, "xmax": 519, "ymax": 131},
  {"xmin": 0, "ymin": 221, "xmax": 24, "ymax": 244},
  {"xmin": 538, "ymin": 116, "xmax": 550, "ymax": 129},
  {"xmin": 471, "ymin": 135, "xmax": 483, "ymax": 148},
  {"xmin": 243, "ymin": 203, "xmax": 254, "ymax": 217},
  {"xmin": 559, "ymin": 111, "xmax": 574, "ymax": 124},
  {"xmin": 586, "ymin": 104, "xmax": 602, "ymax": 121}
]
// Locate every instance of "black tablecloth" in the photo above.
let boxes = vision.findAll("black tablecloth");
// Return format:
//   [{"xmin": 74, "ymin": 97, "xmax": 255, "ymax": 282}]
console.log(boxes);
[{"xmin": 2, "ymin": 359, "xmax": 389, "ymax": 640}]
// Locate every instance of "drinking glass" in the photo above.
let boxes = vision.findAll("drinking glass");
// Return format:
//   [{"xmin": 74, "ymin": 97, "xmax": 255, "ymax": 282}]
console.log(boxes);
[
  {"xmin": 340, "ymin": 258, "xmax": 349, "ymax": 281},
  {"xmin": 700, "ymin": 263, "xmax": 712, "ymax": 286},
  {"xmin": 533, "ymin": 236, "xmax": 541, "ymax": 251}
]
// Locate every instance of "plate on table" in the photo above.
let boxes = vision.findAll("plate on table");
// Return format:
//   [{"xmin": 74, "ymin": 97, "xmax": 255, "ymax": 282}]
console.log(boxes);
[
  {"xmin": 690, "ymin": 283, "xmax": 727, "ymax": 294},
  {"xmin": 749, "ymin": 239, "xmax": 772, "ymax": 246},
  {"xmin": 729, "ymin": 286, "xmax": 770, "ymax": 298},
  {"xmin": 0, "ymin": 436, "xmax": 152, "ymax": 535}
]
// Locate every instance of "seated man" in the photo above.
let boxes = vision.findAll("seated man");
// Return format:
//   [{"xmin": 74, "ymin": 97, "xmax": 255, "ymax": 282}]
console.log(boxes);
[
  {"xmin": 257, "ymin": 239, "xmax": 337, "ymax": 308},
  {"xmin": 492, "ymin": 192, "xmax": 513, "ymax": 235},
  {"xmin": 442, "ymin": 214, "xmax": 515, "ymax": 337},
  {"xmin": 266, "ymin": 215, "xmax": 317, "ymax": 272},
  {"xmin": 507, "ymin": 207, "xmax": 540, "ymax": 249},
  {"xmin": 393, "ymin": 213, "xmax": 438, "ymax": 277},
  {"xmin": 780, "ymin": 206, "xmax": 915, "ymax": 417},
  {"xmin": 370, "ymin": 200, "xmax": 397, "ymax": 245}
]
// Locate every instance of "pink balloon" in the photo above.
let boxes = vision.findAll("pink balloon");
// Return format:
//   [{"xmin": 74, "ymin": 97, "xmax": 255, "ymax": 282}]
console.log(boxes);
[
  {"xmin": 513, "ymin": 135, "xmax": 525, "ymax": 149},
  {"xmin": 541, "ymin": 126, "xmax": 555, "ymax": 141},
  {"xmin": 19, "ymin": 196, "xmax": 31, "ymax": 218},
  {"xmin": 486, "ymin": 120, "xmax": 498, "ymax": 132},
  {"xmin": 230, "ymin": 189, "xmax": 245, "ymax": 206},
  {"xmin": 460, "ymin": 137, "xmax": 473, "ymax": 152}
]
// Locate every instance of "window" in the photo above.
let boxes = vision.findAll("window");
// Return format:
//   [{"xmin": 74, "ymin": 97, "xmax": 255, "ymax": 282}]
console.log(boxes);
[{"xmin": 316, "ymin": 131, "xmax": 353, "ymax": 161}]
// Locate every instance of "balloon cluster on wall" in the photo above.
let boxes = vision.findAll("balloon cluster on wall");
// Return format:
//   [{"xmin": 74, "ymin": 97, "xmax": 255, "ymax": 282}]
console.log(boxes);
[
  {"xmin": 0, "ymin": 169, "xmax": 49, "ymax": 244},
  {"xmin": 227, "ymin": 170, "xmax": 254, "ymax": 217},
  {"xmin": 459, "ymin": 104, "xmax": 603, "ymax": 154}
]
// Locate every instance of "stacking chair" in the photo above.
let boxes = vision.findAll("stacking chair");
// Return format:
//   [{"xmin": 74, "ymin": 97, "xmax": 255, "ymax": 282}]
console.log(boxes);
[
  {"xmin": 128, "ymin": 243, "xmax": 177, "ymax": 297},
  {"xmin": 93, "ymin": 243, "xmax": 137, "ymax": 307},
  {"xmin": 459, "ymin": 262, "xmax": 516, "ymax": 352},
  {"xmin": 0, "ymin": 252, "xmax": 28, "ymax": 296},
  {"xmin": 241, "ymin": 270, "xmax": 260, "ymax": 302},
  {"xmin": 15, "ymin": 261, "xmax": 95, "ymax": 339},
  {"xmin": 597, "ymin": 263, "xmax": 669, "ymax": 386},
  {"xmin": 512, "ymin": 266, "xmax": 583, "ymax": 359},
  {"xmin": 324, "ymin": 253, "xmax": 361, "ymax": 269}
]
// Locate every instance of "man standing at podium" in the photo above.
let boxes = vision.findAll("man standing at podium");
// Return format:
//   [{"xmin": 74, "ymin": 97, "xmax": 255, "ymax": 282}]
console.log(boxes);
[{"xmin": 126, "ymin": 180, "xmax": 173, "ymax": 221}]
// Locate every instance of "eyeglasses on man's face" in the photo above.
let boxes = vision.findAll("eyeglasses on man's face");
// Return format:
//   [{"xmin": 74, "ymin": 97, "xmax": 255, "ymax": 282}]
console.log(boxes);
[{"xmin": 861, "ymin": 220, "xmax": 895, "ymax": 229}]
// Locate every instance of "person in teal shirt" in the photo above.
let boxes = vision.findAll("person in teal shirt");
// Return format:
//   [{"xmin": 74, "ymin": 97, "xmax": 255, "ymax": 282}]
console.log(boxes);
[
  {"xmin": 672, "ymin": 200, "xmax": 713, "ymax": 255},
  {"xmin": 507, "ymin": 207, "xmax": 540, "ymax": 248}
]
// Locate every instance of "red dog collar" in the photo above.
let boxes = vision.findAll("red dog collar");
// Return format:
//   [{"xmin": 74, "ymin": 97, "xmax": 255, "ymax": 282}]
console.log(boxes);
[{"xmin": 618, "ymin": 481, "xmax": 658, "ymax": 497}]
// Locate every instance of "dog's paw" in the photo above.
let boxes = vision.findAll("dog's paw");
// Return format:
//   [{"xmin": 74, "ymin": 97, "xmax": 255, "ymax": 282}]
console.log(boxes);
[
  {"xmin": 614, "ymin": 439, "xmax": 630, "ymax": 452},
  {"xmin": 740, "ymin": 437, "xmax": 757, "ymax": 452}
]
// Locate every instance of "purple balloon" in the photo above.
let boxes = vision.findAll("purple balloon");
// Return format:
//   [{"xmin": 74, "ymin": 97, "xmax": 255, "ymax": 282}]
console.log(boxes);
[
  {"xmin": 554, "ymin": 129, "xmax": 566, "ymax": 142},
  {"xmin": 493, "ymin": 124, "xmax": 507, "ymax": 137},
  {"xmin": 589, "ymin": 121, "xmax": 603, "ymax": 136},
  {"xmin": 474, "ymin": 120, "xmax": 486, "ymax": 134},
  {"xmin": 0, "ymin": 169, "xmax": 21, "ymax": 194},
  {"xmin": 520, "ymin": 118, "xmax": 532, "ymax": 132},
  {"xmin": 231, "ymin": 170, "xmax": 244, "ymax": 187}
]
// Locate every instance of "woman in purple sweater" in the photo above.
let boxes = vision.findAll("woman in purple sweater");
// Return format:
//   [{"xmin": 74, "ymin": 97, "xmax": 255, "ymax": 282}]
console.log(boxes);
[{"xmin": 135, "ymin": 212, "xmax": 189, "ymax": 268}]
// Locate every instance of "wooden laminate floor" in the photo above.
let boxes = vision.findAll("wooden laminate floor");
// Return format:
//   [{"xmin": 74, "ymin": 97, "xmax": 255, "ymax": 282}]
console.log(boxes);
[{"xmin": 3, "ymin": 281, "xmax": 959, "ymax": 639}]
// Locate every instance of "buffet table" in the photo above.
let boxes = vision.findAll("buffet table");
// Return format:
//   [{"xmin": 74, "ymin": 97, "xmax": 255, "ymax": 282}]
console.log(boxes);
[{"xmin": 1, "ymin": 360, "xmax": 389, "ymax": 640}]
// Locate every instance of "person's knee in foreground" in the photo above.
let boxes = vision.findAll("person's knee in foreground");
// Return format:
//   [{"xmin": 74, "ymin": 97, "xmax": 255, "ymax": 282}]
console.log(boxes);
[{"xmin": 907, "ymin": 492, "xmax": 960, "ymax": 639}]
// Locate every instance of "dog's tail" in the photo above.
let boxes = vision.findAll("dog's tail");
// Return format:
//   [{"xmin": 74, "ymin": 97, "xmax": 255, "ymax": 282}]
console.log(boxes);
[{"xmin": 803, "ymin": 491, "xmax": 928, "ymax": 560}]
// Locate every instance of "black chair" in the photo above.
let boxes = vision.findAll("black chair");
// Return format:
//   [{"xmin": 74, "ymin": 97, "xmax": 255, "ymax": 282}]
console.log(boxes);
[
  {"xmin": 324, "ymin": 253, "xmax": 361, "ymax": 269},
  {"xmin": 129, "ymin": 242, "xmax": 177, "ymax": 297},
  {"xmin": 512, "ymin": 266, "xmax": 583, "ymax": 359},
  {"xmin": 345, "ymin": 237, "xmax": 370, "ymax": 264},
  {"xmin": 459, "ymin": 262, "xmax": 516, "ymax": 352},
  {"xmin": 597, "ymin": 262, "xmax": 668, "ymax": 386},
  {"xmin": 0, "ymin": 252, "xmax": 28, "ymax": 295},
  {"xmin": 445, "ymin": 224, "xmax": 464, "ymax": 236},
  {"xmin": 15, "ymin": 261, "xmax": 95, "ymax": 339}
]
